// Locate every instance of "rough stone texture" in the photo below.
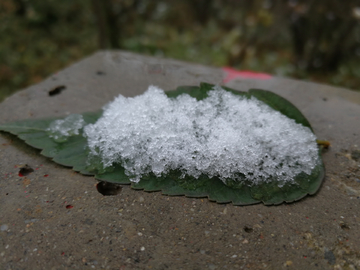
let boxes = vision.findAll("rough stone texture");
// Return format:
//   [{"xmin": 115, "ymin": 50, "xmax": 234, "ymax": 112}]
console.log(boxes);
[{"xmin": 1, "ymin": 51, "xmax": 360, "ymax": 270}]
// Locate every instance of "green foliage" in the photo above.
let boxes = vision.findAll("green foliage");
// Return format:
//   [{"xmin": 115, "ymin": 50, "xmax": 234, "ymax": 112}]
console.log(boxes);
[
  {"xmin": 0, "ymin": 0, "xmax": 97, "ymax": 102},
  {"xmin": 0, "ymin": 83, "xmax": 325, "ymax": 205},
  {"xmin": 1, "ymin": 0, "xmax": 360, "ymax": 103}
]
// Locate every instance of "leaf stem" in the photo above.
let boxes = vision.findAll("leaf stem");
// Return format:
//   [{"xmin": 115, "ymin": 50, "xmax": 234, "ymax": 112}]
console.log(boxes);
[{"xmin": 316, "ymin": 140, "xmax": 330, "ymax": 148}]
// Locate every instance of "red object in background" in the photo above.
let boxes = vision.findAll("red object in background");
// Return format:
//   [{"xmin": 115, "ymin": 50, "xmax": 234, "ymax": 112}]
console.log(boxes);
[
  {"xmin": 222, "ymin": 67, "xmax": 272, "ymax": 83},
  {"xmin": 65, "ymin": 205, "xmax": 73, "ymax": 209}
]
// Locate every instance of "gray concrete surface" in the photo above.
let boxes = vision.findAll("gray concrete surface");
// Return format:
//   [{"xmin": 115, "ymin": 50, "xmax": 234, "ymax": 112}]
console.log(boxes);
[{"xmin": 1, "ymin": 51, "xmax": 360, "ymax": 270}]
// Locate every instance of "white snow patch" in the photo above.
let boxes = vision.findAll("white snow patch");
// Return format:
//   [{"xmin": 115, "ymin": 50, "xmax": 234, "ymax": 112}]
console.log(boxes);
[
  {"xmin": 83, "ymin": 85, "xmax": 319, "ymax": 185},
  {"xmin": 47, "ymin": 114, "xmax": 85, "ymax": 142}
]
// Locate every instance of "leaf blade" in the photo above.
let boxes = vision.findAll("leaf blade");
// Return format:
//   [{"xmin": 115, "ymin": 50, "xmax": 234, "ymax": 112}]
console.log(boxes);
[{"xmin": 0, "ymin": 84, "xmax": 325, "ymax": 205}]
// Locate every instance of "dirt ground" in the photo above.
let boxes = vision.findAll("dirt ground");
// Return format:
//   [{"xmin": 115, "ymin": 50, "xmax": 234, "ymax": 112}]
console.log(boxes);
[{"xmin": 1, "ymin": 51, "xmax": 360, "ymax": 270}]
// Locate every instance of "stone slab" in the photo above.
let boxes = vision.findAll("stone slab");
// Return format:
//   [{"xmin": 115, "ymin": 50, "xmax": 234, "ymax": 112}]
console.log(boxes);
[{"xmin": 1, "ymin": 51, "xmax": 360, "ymax": 269}]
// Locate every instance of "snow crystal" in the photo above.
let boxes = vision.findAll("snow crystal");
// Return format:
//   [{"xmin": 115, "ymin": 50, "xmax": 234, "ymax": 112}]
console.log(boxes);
[
  {"xmin": 47, "ymin": 114, "xmax": 85, "ymax": 142},
  {"xmin": 83, "ymin": 85, "xmax": 319, "ymax": 185}
]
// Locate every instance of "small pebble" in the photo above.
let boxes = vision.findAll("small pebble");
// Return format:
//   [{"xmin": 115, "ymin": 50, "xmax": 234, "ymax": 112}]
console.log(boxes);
[
  {"xmin": 1, "ymin": 224, "xmax": 8, "ymax": 231},
  {"xmin": 140, "ymin": 246, "xmax": 145, "ymax": 251},
  {"xmin": 208, "ymin": 264, "xmax": 216, "ymax": 270},
  {"xmin": 24, "ymin": 219, "xmax": 39, "ymax": 224}
]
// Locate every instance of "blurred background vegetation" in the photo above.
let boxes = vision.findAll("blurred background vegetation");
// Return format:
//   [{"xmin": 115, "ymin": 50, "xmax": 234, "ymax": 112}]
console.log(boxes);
[{"xmin": 1, "ymin": 0, "xmax": 360, "ymax": 102}]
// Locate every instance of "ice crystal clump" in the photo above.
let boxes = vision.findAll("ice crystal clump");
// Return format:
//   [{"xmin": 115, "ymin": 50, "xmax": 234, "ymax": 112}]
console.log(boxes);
[
  {"xmin": 83, "ymin": 86, "xmax": 319, "ymax": 185},
  {"xmin": 47, "ymin": 114, "xmax": 85, "ymax": 142}
]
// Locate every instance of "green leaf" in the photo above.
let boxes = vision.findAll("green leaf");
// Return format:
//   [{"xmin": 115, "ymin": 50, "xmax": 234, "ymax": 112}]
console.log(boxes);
[
  {"xmin": 247, "ymin": 89, "xmax": 313, "ymax": 131},
  {"xmin": 0, "ymin": 83, "xmax": 325, "ymax": 205}
]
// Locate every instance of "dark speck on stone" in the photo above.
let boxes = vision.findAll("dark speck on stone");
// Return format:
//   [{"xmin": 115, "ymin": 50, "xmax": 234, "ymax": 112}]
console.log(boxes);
[
  {"xmin": 48, "ymin": 85, "xmax": 66, "ymax": 96},
  {"xmin": 83, "ymin": 218, "xmax": 94, "ymax": 225},
  {"xmin": 324, "ymin": 250, "xmax": 336, "ymax": 265},
  {"xmin": 351, "ymin": 150, "xmax": 360, "ymax": 161},
  {"xmin": 19, "ymin": 164, "xmax": 34, "ymax": 176},
  {"xmin": 96, "ymin": 181, "xmax": 122, "ymax": 196},
  {"xmin": 244, "ymin": 226, "xmax": 253, "ymax": 233}
]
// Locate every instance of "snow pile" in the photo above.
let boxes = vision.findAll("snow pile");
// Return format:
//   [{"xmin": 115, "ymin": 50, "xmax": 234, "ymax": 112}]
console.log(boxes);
[
  {"xmin": 47, "ymin": 114, "xmax": 85, "ymax": 142},
  {"xmin": 82, "ymin": 85, "xmax": 319, "ymax": 185}
]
